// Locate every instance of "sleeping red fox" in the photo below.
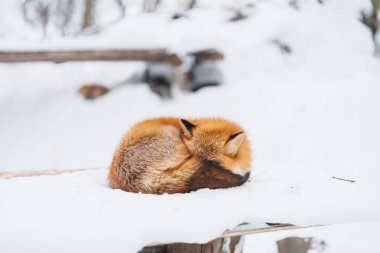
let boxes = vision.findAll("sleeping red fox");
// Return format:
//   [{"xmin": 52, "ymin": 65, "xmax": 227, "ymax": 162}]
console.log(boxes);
[{"xmin": 108, "ymin": 117, "xmax": 252, "ymax": 194}]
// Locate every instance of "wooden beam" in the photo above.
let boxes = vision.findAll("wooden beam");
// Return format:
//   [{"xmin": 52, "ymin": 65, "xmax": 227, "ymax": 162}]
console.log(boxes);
[
  {"xmin": 0, "ymin": 49, "xmax": 182, "ymax": 65},
  {"xmin": 221, "ymin": 224, "xmax": 322, "ymax": 238},
  {"xmin": 0, "ymin": 167, "xmax": 105, "ymax": 179}
]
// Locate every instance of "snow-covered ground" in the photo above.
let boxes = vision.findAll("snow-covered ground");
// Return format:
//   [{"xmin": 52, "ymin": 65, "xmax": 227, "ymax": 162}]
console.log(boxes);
[
  {"xmin": 1, "ymin": 162, "xmax": 379, "ymax": 252},
  {"xmin": 1, "ymin": 0, "xmax": 380, "ymax": 252}
]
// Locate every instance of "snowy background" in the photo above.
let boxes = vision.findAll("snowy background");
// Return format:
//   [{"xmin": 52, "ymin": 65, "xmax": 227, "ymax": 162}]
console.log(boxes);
[{"xmin": 1, "ymin": 0, "xmax": 380, "ymax": 252}]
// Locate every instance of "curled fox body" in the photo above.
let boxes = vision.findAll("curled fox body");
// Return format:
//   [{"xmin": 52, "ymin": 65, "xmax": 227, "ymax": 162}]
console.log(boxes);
[{"xmin": 108, "ymin": 117, "xmax": 252, "ymax": 194}]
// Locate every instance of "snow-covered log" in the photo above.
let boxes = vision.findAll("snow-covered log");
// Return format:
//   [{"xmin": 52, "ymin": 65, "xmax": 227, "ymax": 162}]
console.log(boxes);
[{"xmin": 0, "ymin": 49, "xmax": 182, "ymax": 64}]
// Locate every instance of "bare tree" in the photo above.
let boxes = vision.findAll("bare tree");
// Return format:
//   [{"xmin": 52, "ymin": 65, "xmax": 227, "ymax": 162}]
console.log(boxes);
[
  {"xmin": 21, "ymin": 0, "xmax": 35, "ymax": 24},
  {"xmin": 54, "ymin": 0, "xmax": 74, "ymax": 36},
  {"xmin": 360, "ymin": 0, "xmax": 380, "ymax": 40},
  {"xmin": 143, "ymin": 0, "xmax": 161, "ymax": 12},
  {"xmin": 115, "ymin": 0, "xmax": 126, "ymax": 18},
  {"xmin": 36, "ymin": 2, "xmax": 50, "ymax": 37},
  {"xmin": 82, "ymin": 0, "xmax": 96, "ymax": 30},
  {"xmin": 187, "ymin": 0, "xmax": 197, "ymax": 10},
  {"xmin": 20, "ymin": 0, "xmax": 51, "ymax": 37}
]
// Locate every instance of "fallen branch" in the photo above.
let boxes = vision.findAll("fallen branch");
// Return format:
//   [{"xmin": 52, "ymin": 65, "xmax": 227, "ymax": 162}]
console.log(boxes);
[
  {"xmin": 221, "ymin": 223, "xmax": 322, "ymax": 238},
  {"xmin": 0, "ymin": 167, "xmax": 105, "ymax": 179},
  {"xmin": 0, "ymin": 49, "xmax": 182, "ymax": 65},
  {"xmin": 332, "ymin": 176, "xmax": 356, "ymax": 183}
]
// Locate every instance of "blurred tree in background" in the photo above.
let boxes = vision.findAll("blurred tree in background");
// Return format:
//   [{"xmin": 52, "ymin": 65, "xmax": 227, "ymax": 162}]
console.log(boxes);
[
  {"xmin": 54, "ymin": 0, "xmax": 74, "ymax": 36},
  {"xmin": 82, "ymin": 0, "xmax": 96, "ymax": 30},
  {"xmin": 19, "ymin": 0, "xmax": 127, "ymax": 37},
  {"xmin": 17, "ymin": 0, "xmax": 216, "ymax": 37}
]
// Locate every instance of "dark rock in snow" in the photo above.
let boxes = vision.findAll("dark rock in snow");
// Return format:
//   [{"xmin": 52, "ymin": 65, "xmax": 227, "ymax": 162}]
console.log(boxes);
[{"xmin": 186, "ymin": 49, "xmax": 224, "ymax": 92}]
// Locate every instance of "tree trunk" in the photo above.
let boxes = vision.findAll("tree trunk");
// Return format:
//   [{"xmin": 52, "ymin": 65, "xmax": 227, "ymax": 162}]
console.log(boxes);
[
  {"xmin": 115, "ymin": 0, "xmax": 126, "ymax": 18},
  {"xmin": 187, "ymin": 0, "xmax": 197, "ymax": 10},
  {"xmin": 82, "ymin": 0, "xmax": 96, "ymax": 29}
]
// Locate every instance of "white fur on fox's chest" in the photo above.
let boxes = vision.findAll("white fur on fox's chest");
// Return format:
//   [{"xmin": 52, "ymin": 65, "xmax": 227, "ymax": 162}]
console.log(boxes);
[{"xmin": 232, "ymin": 166, "xmax": 249, "ymax": 176}]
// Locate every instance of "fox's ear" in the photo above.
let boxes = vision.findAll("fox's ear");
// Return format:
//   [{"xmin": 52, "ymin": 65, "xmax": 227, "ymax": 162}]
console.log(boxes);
[
  {"xmin": 225, "ymin": 132, "xmax": 245, "ymax": 156},
  {"xmin": 180, "ymin": 119, "xmax": 196, "ymax": 139}
]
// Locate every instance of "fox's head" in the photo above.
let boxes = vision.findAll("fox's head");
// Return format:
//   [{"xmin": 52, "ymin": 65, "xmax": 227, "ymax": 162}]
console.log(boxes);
[{"xmin": 179, "ymin": 118, "xmax": 252, "ymax": 180}]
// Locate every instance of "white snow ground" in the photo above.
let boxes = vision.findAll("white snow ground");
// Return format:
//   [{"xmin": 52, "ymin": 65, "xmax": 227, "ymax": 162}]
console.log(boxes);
[
  {"xmin": 1, "ymin": 0, "xmax": 380, "ymax": 252},
  {"xmin": 1, "ymin": 163, "xmax": 379, "ymax": 252}
]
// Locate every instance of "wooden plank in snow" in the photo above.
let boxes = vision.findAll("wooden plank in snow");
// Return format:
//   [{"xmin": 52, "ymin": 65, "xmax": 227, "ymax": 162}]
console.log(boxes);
[
  {"xmin": 0, "ymin": 49, "xmax": 182, "ymax": 65},
  {"xmin": 0, "ymin": 167, "xmax": 104, "ymax": 179}
]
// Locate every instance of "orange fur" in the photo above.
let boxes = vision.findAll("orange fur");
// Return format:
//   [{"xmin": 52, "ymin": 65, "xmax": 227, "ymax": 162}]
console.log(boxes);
[{"xmin": 108, "ymin": 117, "xmax": 252, "ymax": 194}]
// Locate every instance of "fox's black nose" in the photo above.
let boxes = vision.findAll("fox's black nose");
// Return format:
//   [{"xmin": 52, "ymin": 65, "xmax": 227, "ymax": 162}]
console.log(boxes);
[{"xmin": 242, "ymin": 172, "xmax": 250, "ymax": 181}]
